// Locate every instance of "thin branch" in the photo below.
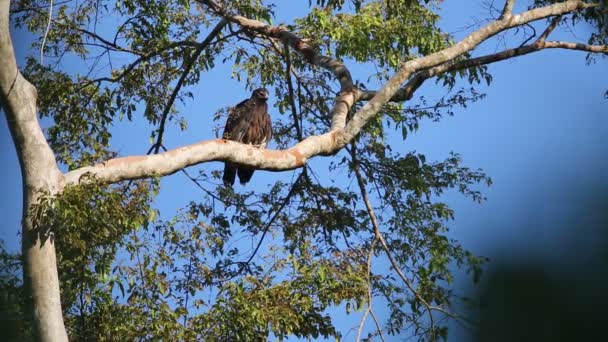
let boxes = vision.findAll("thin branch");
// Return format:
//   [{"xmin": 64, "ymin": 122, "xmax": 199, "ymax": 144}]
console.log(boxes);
[
  {"xmin": 369, "ymin": 309, "xmax": 385, "ymax": 342},
  {"xmin": 538, "ymin": 16, "xmax": 562, "ymax": 43},
  {"xmin": 152, "ymin": 19, "xmax": 228, "ymax": 153},
  {"xmin": 356, "ymin": 238, "xmax": 385, "ymax": 342},
  {"xmin": 25, "ymin": 5, "xmax": 142, "ymax": 56},
  {"xmin": 543, "ymin": 40, "xmax": 608, "ymax": 53},
  {"xmin": 77, "ymin": 40, "xmax": 201, "ymax": 90},
  {"xmin": 518, "ymin": 23, "xmax": 536, "ymax": 48},
  {"xmin": 195, "ymin": 0, "xmax": 356, "ymax": 131},
  {"xmin": 241, "ymin": 172, "xmax": 304, "ymax": 267},
  {"xmin": 113, "ymin": 14, "xmax": 143, "ymax": 45},
  {"xmin": 40, "ymin": 0, "xmax": 54, "ymax": 64},
  {"xmin": 349, "ymin": 142, "xmax": 438, "ymax": 333}
]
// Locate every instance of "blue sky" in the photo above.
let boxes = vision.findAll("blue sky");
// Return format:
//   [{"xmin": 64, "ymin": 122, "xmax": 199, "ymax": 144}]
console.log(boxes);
[{"xmin": 1, "ymin": 0, "xmax": 607, "ymax": 340}]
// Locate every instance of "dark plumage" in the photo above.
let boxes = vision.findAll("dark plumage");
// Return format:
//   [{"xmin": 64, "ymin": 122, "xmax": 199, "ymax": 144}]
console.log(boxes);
[{"xmin": 222, "ymin": 88, "xmax": 273, "ymax": 186}]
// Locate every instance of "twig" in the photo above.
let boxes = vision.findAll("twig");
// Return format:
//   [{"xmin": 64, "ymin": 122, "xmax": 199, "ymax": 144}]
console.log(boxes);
[
  {"xmin": 356, "ymin": 238, "xmax": 386, "ymax": 342},
  {"xmin": 370, "ymin": 309, "xmax": 385, "ymax": 342},
  {"xmin": 242, "ymin": 171, "xmax": 304, "ymax": 267},
  {"xmin": 518, "ymin": 23, "xmax": 537, "ymax": 48},
  {"xmin": 350, "ymin": 141, "xmax": 439, "ymax": 336},
  {"xmin": 153, "ymin": 19, "xmax": 228, "ymax": 153},
  {"xmin": 40, "ymin": 0, "xmax": 54, "ymax": 64},
  {"xmin": 284, "ymin": 41, "xmax": 303, "ymax": 141},
  {"xmin": 500, "ymin": 0, "xmax": 515, "ymax": 19}
]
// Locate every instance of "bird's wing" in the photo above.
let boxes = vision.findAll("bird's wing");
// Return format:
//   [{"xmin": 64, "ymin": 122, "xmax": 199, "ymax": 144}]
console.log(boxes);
[
  {"xmin": 222, "ymin": 98, "xmax": 251, "ymax": 142},
  {"xmin": 263, "ymin": 109, "xmax": 272, "ymax": 148},
  {"xmin": 257, "ymin": 104, "xmax": 272, "ymax": 148}
]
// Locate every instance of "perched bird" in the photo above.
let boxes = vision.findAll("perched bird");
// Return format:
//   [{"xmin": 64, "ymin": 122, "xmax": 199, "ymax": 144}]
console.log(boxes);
[{"xmin": 222, "ymin": 88, "xmax": 273, "ymax": 186}]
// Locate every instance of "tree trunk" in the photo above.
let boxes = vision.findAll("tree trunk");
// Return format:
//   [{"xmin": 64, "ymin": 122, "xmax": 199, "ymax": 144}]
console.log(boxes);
[{"xmin": 0, "ymin": 1, "xmax": 69, "ymax": 340}]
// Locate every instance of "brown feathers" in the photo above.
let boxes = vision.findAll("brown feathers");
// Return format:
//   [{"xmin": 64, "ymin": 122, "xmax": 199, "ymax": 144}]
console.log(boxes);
[{"xmin": 222, "ymin": 88, "xmax": 273, "ymax": 186}]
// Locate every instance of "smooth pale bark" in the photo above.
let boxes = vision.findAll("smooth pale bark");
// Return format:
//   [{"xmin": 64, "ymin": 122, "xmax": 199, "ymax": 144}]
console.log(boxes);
[
  {"xmin": 0, "ymin": 1, "xmax": 68, "ymax": 341},
  {"xmin": 0, "ymin": 0, "xmax": 605, "ymax": 341}
]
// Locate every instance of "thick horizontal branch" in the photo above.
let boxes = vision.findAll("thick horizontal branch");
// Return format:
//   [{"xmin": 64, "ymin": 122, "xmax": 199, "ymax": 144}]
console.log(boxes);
[{"xmin": 63, "ymin": 134, "xmax": 342, "ymax": 185}]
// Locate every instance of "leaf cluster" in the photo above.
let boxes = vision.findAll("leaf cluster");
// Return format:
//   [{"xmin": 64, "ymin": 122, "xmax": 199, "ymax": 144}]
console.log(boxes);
[{"xmin": 9, "ymin": 0, "xmax": 510, "ymax": 340}]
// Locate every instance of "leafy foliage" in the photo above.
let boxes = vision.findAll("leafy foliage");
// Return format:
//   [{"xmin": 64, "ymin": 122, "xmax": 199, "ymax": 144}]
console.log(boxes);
[
  {"xmin": 7, "ymin": 0, "xmax": 605, "ymax": 340},
  {"xmin": 0, "ymin": 241, "xmax": 32, "ymax": 341}
]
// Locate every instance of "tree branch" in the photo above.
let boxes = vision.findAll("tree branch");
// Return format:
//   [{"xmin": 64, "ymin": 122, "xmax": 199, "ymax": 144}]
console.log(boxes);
[
  {"xmin": 538, "ymin": 15, "xmax": 561, "ymax": 43},
  {"xmin": 195, "ymin": 0, "xmax": 356, "ymax": 131},
  {"xmin": 241, "ymin": 172, "xmax": 304, "ymax": 268},
  {"xmin": 356, "ymin": 238, "xmax": 385, "ymax": 342},
  {"xmin": 500, "ymin": 0, "xmax": 516, "ymax": 19},
  {"xmin": 78, "ymin": 40, "xmax": 202, "ymax": 89},
  {"xmin": 342, "ymin": 1, "xmax": 598, "ymax": 142},
  {"xmin": 63, "ymin": 1, "xmax": 603, "ymax": 187},
  {"xmin": 357, "ymin": 13, "xmax": 601, "ymax": 104},
  {"xmin": 284, "ymin": 41, "xmax": 303, "ymax": 141},
  {"xmin": 350, "ymin": 142, "xmax": 438, "ymax": 332},
  {"xmin": 543, "ymin": 40, "xmax": 608, "ymax": 53},
  {"xmin": 152, "ymin": 18, "xmax": 227, "ymax": 153}
]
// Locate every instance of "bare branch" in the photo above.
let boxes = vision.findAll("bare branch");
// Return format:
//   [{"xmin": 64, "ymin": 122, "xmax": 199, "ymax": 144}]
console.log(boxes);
[
  {"xmin": 500, "ymin": 0, "xmax": 516, "ymax": 19},
  {"xmin": 152, "ymin": 19, "xmax": 227, "ymax": 153},
  {"xmin": 40, "ymin": 0, "xmax": 54, "ymax": 64},
  {"xmin": 195, "ymin": 0, "xmax": 355, "ymax": 131},
  {"xmin": 350, "ymin": 142, "xmax": 438, "ymax": 332},
  {"xmin": 343, "ymin": 1, "xmax": 598, "ymax": 142},
  {"xmin": 538, "ymin": 15, "xmax": 562, "ymax": 43},
  {"xmin": 369, "ymin": 309, "xmax": 385, "ymax": 342},
  {"xmin": 356, "ymin": 238, "xmax": 374, "ymax": 342},
  {"xmin": 284, "ymin": 41, "xmax": 304, "ymax": 141},
  {"xmin": 356, "ymin": 238, "xmax": 385, "ymax": 342},
  {"xmin": 1, "ymin": 2, "xmax": 67, "ymax": 340},
  {"xmin": 543, "ymin": 40, "xmax": 608, "ymax": 53}
]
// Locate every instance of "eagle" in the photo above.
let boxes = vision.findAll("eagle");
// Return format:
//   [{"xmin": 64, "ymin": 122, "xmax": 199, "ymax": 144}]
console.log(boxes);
[{"xmin": 222, "ymin": 88, "xmax": 273, "ymax": 186}]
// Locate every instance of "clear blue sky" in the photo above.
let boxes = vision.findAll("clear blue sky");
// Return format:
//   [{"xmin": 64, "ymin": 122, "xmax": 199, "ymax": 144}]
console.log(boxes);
[{"xmin": 1, "ymin": 1, "xmax": 607, "ymax": 340}]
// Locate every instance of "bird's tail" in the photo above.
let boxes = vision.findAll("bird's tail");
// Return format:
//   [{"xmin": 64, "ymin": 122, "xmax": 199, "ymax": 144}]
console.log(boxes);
[
  {"xmin": 223, "ymin": 162, "xmax": 237, "ymax": 186},
  {"xmin": 237, "ymin": 167, "xmax": 255, "ymax": 185}
]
